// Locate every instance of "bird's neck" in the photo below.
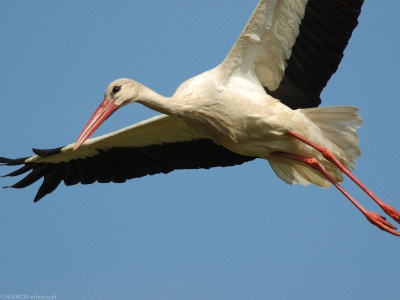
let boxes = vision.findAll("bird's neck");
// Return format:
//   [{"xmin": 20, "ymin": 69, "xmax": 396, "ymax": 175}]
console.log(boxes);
[{"xmin": 136, "ymin": 86, "xmax": 181, "ymax": 116}]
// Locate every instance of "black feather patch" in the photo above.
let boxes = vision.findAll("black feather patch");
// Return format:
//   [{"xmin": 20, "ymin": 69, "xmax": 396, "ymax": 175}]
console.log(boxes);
[
  {"xmin": 1, "ymin": 139, "xmax": 256, "ymax": 202},
  {"xmin": 32, "ymin": 146, "xmax": 64, "ymax": 157},
  {"xmin": 267, "ymin": 0, "xmax": 363, "ymax": 109}
]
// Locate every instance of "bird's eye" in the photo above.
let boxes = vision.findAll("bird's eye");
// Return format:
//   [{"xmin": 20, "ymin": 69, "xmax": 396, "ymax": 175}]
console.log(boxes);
[{"xmin": 112, "ymin": 86, "xmax": 121, "ymax": 94}]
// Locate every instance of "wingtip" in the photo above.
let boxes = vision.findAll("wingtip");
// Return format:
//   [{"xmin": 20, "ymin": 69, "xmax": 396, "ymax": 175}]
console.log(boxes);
[
  {"xmin": 0, "ymin": 156, "xmax": 28, "ymax": 166},
  {"xmin": 32, "ymin": 146, "xmax": 64, "ymax": 157}
]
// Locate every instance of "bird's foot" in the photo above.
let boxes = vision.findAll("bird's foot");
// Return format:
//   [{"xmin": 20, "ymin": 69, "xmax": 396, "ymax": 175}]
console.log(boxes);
[
  {"xmin": 380, "ymin": 204, "xmax": 400, "ymax": 224},
  {"xmin": 365, "ymin": 211, "xmax": 400, "ymax": 236},
  {"xmin": 287, "ymin": 131, "xmax": 400, "ymax": 234}
]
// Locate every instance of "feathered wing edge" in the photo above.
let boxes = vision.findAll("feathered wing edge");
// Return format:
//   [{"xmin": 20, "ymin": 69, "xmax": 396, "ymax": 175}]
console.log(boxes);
[
  {"xmin": 221, "ymin": 0, "xmax": 363, "ymax": 109},
  {"xmin": 1, "ymin": 115, "xmax": 255, "ymax": 202},
  {"xmin": 267, "ymin": 0, "xmax": 364, "ymax": 109}
]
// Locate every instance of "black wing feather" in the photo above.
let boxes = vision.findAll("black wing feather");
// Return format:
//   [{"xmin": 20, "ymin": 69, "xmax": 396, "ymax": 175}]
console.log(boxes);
[
  {"xmin": 268, "ymin": 0, "xmax": 364, "ymax": 109},
  {"xmin": 1, "ymin": 139, "xmax": 255, "ymax": 202}
]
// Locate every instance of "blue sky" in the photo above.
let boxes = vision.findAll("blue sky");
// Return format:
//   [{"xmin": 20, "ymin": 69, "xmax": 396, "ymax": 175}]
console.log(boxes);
[{"xmin": 1, "ymin": 1, "xmax": 400, "ymax": 299}]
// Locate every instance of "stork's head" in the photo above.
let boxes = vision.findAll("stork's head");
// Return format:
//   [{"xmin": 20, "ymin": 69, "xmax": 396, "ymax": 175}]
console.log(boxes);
[
  {"xmin": 73, "ymin": 78, "xmax": 141, "ymax": 150},
  {"xmin": 104, "ymin": 78, "xmax": 143, "ymax": 106}
]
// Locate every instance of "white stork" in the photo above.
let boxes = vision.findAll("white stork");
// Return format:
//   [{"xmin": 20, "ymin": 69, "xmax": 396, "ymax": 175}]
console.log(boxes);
[{"xmin": 2, "ymin": 0, "xmax": 399, "ymax": 235}]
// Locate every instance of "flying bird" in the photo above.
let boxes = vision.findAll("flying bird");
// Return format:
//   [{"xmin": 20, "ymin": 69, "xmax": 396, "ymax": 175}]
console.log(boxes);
[{"xmin": 2, "ymin": 0, "xmax": 399, "ymax": 235}]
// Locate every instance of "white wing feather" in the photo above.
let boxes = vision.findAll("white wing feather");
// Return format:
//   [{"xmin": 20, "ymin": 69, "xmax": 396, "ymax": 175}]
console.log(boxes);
[
  {"xmin": 26, "ymin": 115, "xmax": 205, "ymax": 164},
  {"xmin": 221, "ymin": 0, "xmax": 307, "ymax": 90}
]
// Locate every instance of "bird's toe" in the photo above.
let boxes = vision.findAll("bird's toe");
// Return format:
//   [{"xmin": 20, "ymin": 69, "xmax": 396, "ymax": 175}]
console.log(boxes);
[
  {"xmin": 381, "ymin": 204, "xmax": 400, "ymax": 224},
  {"xmin": 365, "ymin": 211, "xmax": 400, "ymax": 236}
]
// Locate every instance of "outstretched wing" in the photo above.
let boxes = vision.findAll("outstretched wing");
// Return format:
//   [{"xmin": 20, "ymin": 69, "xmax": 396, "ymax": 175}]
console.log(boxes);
[
  {"xmin": 221, "ymin": 0, "xmax": 364, "ymax": 109},
  {"xmin": 1, "ymin": 115, "xmax": 255, "ymax": 202}
]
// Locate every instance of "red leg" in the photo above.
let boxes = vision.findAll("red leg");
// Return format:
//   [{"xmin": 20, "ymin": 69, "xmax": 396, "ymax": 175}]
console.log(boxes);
[
  {"xmin": 271, "ymin": 151, "xmax": 400, "ymax": 236},
  {"xmin": 288, "ymin": 131, "xmax": 400, "ymax": 223}
]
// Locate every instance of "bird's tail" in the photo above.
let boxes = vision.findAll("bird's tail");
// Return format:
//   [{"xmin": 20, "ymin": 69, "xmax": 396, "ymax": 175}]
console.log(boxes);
[
  {"xmin": 269, "ymin": 106, "xmax": 362, "ymax": 187},
  {"xmin": 302, "ymin": 106, "xmax": 362, "ymax": 170}
]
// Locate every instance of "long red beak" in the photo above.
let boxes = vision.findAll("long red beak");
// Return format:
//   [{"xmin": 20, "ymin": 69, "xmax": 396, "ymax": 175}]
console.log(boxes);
[{"xmin": 73, "ymin": 99, "xmax": 119, "ymax": 150}]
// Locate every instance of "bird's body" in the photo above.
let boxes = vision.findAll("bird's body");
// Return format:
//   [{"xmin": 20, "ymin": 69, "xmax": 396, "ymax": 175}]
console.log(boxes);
[
  {"xmin": 111, "ymin": 67, "xmax": 361, "ymax": 189},
  {"xmin": 2, "ymin": 0, "xmax": 400, "ymax": 235}
]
